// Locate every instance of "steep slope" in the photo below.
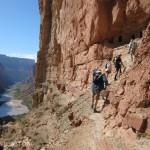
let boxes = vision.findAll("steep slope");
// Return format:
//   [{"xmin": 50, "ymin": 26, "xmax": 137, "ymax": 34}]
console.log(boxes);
[{"xmin": 1, "ymin": 76, "xmax": 150, "ymax": 150}]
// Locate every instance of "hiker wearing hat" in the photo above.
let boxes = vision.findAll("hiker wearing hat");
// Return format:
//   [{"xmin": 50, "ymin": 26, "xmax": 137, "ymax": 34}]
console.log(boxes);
[
  {"xmin": 113, "ymin": 54, "xmax": 124, "ymax": 80},
  {"xmin": 91, "ymin": 69, "xmax": 107, "ymax": 112}
]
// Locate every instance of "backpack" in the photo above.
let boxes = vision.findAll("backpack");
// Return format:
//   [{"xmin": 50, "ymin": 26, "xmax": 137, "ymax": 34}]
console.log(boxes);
[{"xmin": 92, "ymin": 69, "xmax": 97, "ymax": 79}]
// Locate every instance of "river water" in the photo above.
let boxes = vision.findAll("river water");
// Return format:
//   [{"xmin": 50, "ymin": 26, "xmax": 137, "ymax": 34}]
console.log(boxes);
[{"xmin": 0, "ymin": 93, "xmax": 29, "ymax": 118}]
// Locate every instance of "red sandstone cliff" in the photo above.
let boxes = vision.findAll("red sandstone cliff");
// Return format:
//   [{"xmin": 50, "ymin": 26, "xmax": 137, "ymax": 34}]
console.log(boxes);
[
  {"xmin": 35, "ymin": 0, "xmax": 150, "ymax": 104},
  {"xmin": 34, "ymin": 0, "xmax": 150, "ymax": 137},
  {"xmin": 103, "ymin": 24, "xmax": 150, "ymax": 135},
  {"xmin": 33, "ymin": 0, "xmax": 150, "ymax": 140}
]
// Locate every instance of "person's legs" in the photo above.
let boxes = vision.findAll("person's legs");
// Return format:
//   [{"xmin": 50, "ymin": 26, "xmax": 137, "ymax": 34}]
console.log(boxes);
[
  {"xmin": 105, "ymin": 71, "xmax": 108, "ymax": 78},
  {"xmin": 114, "ymin": 72, "xmax": 117, "ymax": 80},
  {"xmin": 131, "ymin": 53, "xmax": 134, "ymax": 61},
  {"xmin": 119, "ymin": 66, "xmax": 122, "ymax": 77},
  {"xmin": 91, "ymin": 92, "xmax": 95, "ymax": 109},
  {"xmin": 94, "ymin": 91, "xmax": 100, "ymax": 112},
  {"xmin": 128, "ymin": 47, "xmax": 131, "ymax": 54},
  {"xmin": 114, "ymin": 67, "xmax": 119, "ymax": 80}
]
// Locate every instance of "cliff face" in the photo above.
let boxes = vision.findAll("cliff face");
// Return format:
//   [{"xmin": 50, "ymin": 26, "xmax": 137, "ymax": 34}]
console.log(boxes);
[
  {"xmin": 35, "ymin": 0, "xmax": 150, "ymax": 101},
  {"xmin": 34, "ymin": 0, "xmax": 150, "ymax": 138},
  {"xmin": 103, "ymin": 24, "xmax": 150, "ymax": 135},
  {"xmin": 35, "ymin": 0, "xmax": 52, "ymax": 88}
]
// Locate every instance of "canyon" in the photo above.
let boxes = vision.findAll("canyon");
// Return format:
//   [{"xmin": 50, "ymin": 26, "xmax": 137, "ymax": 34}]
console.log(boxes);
[
  {"xmin": 0, "ymin": 0, "xmax": 150, "ymax": 149},
  {"xmin": 0, "ymin": 54, "xmax": 35, "ymax": 94}
]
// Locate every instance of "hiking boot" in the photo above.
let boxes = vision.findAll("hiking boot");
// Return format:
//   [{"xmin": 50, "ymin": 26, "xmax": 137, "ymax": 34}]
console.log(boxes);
[
  {"xmin": 94, "ymin": 108, "xmax": 97, "ymax": 113},
  {"xmin": 114, "ymin": 77, "xmax": 117, "ymax": 81}
]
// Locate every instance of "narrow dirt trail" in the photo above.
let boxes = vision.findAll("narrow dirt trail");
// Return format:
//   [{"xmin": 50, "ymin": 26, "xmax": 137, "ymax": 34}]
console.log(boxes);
[
  {"xmin": 62, "ymin": 41, "xmax": 150, "ymax": 150},
  {"xmin": 85, "ymin": 43, "xmax": 138, "ymax": 150},
  {"xmin": 89, "ymin": 112, "xmax": 106, "ymax": 149}
]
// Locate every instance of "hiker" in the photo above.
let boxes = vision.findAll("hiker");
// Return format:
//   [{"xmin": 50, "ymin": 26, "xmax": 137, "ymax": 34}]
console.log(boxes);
[
  {"xmin": 113, "ymin": 54, "xmax": 124, "ymax": 81},
  {"xmin": 128, "ymin": 39, "xmax": 137, "ymax": 61},
  {"xmin": 105, "ymin": 57, "xmax": 112, "ymax": 80},
  {"xmin": 91, "ymin": 69, "xmax": 107, "ymax": 112}
]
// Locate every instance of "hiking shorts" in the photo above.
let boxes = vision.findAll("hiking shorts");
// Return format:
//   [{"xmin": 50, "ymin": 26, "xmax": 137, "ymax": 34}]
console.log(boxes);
[
  {"xmin": 92, "ymin": 83, "xmax": 102, "ymax": 99},
  {"xmin": 92, "ymin": 89, "xmax": 101, "ymax": 101},
  {"xmin": 92, "ymin": 88, "xmax": 101, "ymax": 95}
]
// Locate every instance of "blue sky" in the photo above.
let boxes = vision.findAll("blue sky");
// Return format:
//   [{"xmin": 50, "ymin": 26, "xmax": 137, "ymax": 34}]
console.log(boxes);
[{"xmin": 0, "ymin": 0, "xmax": 40, "ymax": 60}]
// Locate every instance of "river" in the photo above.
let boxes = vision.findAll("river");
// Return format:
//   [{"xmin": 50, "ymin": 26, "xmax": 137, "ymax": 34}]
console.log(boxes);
[{"xmin": 0, "ymin": 92, "xmax": 29, "ymax": 118}]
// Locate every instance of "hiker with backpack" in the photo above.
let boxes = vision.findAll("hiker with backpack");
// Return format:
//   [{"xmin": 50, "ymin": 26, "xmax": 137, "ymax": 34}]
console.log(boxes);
[
  {"xmin": 105, "ymin": 57, "xmax": 112, "ymax": 80},
  {"xmin": 128, "ymin": 39, "xmax": 137, "ymax": 61},
  {"xmin": 91, "ymin": 69, "xmax": 107, "ymax": 112},
  {"xmin": 113, "ymin": 54, "xmax": 125, "ymax": 81}
]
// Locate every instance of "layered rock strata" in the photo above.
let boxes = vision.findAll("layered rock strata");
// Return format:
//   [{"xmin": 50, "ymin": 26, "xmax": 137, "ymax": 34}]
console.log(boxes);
[
  {"xmin": 35, "ymin": 0, "xmax": 150, "ymax": 106},
  {"xmin": 33, "ymin": 0, "xmax": 150, "ymax": 139}
]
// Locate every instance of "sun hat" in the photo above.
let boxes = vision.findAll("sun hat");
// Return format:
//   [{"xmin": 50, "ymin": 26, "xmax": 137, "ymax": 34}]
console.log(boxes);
[{"xmin": 96, "ymin": 70, "xmax": 102, "ymax": 74}]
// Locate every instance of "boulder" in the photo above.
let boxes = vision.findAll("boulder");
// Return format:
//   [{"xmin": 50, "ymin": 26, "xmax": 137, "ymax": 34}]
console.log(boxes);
[
  {"xmin": 126, "ymin": 113, "xmax": 147, "ymax": 132},
  {"xmin": 145, "ymin": 118, "xmax": 150, "ymax": 136},
  {"xmin": 118, "ymin": 100, "xmax": 130, "ymax": 117}
]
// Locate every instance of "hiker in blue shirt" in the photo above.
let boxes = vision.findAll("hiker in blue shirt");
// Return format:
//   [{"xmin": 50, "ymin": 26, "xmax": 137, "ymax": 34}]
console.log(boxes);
[{"xmin": 91, "ymin": 70, "xmax": 107, "ymax": 112}]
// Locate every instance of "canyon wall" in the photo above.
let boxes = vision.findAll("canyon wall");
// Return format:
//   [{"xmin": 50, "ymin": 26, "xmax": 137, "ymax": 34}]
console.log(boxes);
[
  {"xmin": 103, "ymin": 24, "xmax": 150, "ymax": 135},
  {"xmin": 35, "ymin": 0, "xmax": 150, "ymax": 104}
]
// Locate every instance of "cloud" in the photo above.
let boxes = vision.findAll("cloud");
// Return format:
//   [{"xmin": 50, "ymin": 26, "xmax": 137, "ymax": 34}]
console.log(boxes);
[{"xmin": 7, "ymin": 53, "xmax": 37, "ymax": 61}]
